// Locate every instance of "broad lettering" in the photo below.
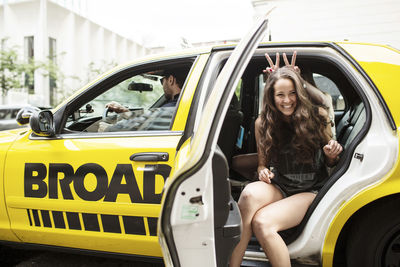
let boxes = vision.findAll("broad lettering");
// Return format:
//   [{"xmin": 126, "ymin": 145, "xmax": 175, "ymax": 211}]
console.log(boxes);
[{"xmin": 23, "ymin": 162, "xmax": 171, "ymax": 203}]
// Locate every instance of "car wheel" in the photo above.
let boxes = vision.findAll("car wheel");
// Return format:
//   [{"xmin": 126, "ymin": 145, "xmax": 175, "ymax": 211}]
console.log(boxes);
[{"xmin": 346, "ymin": 197, "xmax": 400, "ymax": 267}]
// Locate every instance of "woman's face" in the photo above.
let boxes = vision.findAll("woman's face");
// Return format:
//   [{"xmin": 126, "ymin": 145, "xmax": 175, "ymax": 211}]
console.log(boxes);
[{"xmin": 273, "ymin": 78, "xmax": 297, "ymax": 117}]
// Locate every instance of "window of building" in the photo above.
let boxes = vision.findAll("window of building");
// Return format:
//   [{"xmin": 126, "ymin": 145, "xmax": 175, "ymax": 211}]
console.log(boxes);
[
  {"xmin": 24, "ymin": 36, "xmax": 34, "ymax": 94},
  {"xmin": 1, "ymin": 38, "xmax": 7, "ymax": 50},
  {"xmin": 49, "ymin": 37, "xmax": 57, "ymax": 106}
]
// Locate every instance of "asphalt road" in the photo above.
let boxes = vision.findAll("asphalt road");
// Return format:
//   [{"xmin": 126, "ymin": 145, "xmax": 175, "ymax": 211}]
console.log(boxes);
[{"xmin": 0, "ymin": 247, "xmax": 164, "ymax": 267}]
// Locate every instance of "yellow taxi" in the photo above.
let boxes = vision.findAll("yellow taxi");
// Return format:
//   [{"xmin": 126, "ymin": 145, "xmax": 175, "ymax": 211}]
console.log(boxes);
[{"xmin": 2, "ymin": 16, "xmax": 400, "ymax": 267}]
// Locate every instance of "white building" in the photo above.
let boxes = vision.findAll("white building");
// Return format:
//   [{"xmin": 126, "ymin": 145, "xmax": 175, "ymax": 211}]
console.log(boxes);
[
  {"xmin": 252, "ymin": 0, "xmax": 400, "ymax": 49},
  {"xmin": 0, "ymin": 0, "xmax": 149, "ymax": 107}
]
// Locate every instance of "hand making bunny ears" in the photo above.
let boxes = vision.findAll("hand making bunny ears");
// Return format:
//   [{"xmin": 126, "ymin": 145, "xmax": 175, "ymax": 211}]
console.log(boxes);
[{"xmin": 263, "ymin": 51, "xmax": 300, "ymax": 74}]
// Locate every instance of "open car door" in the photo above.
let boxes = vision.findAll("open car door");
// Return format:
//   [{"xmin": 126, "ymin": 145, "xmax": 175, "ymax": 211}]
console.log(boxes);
[{"xmin": 158, "ymin": 13, "xmax": 271, "ymax": 267}]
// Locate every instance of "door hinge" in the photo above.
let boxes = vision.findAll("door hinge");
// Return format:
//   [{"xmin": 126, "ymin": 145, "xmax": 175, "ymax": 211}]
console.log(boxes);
[{"xmin": 189, "ymin": 195, "xmax": 203, "ymax": 205}]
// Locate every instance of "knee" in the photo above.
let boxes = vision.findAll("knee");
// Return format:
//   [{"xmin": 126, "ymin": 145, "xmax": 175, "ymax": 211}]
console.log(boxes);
[
  {"xmin": 251, "ymin": 212, "xmax": 278, "ymax": 238},
  {"xmin": 238, "ymin": 184, "xmax": 258, "ymax": 208}
]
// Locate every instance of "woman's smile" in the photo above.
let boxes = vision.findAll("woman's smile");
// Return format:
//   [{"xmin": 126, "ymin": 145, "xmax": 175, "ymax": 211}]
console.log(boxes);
[{"xmin": 274, "ymin": 78, "xmax": 297, "ymax": 117}]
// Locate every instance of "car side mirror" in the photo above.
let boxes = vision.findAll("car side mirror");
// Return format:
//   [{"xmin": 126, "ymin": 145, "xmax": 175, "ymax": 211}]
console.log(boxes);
[
  {"xmin": 16, "ymin": 106, "xmax": 41, "ymax": 125},
  {"xmin": 128, "ymin": 81, "xmax": 153, "ymax": 92},
  {"xmin": 29, "ymin": 110, "xmax": 55, "ymax": 137}
]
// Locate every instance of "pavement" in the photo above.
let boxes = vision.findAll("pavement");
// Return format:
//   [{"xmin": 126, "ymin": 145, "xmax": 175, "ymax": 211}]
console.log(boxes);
[{"xmin": 0, "ymin": 247, "xmax": 164, "ymax": 267}]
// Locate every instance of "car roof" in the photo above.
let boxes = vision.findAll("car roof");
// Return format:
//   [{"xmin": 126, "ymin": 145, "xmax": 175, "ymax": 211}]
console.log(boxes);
[{"xmin": 54, "ymin": 40, "xmax": 398, "ymax": 113}]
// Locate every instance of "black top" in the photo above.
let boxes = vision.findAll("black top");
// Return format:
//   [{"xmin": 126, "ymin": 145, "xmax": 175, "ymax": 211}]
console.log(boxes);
[
  {"xmin": 270, "ymin": 122, "xmax": 328, "ymax": 196},
  {"xmin": 162, "ymin": 93, "xmax": 180, "ymax": 107}
]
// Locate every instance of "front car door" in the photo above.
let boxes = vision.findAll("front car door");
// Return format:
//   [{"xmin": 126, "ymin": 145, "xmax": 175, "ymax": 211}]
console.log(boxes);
[
  {"xmin": 4, "ymin": 53, "xmax": 209, "ymax": 258},
  {"xmin": 159, "ymin": 14, "xmax": 271, "ymax": 267}
]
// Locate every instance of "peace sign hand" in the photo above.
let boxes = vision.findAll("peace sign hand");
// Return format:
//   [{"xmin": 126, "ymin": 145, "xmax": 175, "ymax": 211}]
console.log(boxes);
[
  {"xmin": 264, "ymin": 51, "xmax": 301, "ymax": 75},
  {"xmin": 283, "ymin": 51, "xmax": 300, "ymax": 74},
  {"xmin": 263, "ymin": 52, "xmax": 280, "ymax": 74}
]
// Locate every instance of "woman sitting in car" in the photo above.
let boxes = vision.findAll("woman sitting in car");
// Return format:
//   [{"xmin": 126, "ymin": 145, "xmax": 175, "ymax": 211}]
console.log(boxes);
[{"xmin": 230, "ymin": 53, "xmax": 342, "ymax": 267}]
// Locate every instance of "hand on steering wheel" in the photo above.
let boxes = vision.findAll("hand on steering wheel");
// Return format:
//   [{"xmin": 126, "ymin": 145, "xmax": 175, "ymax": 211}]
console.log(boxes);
[
  {"xmin": 102, "ymin": 106, "xmax": 115, "ymax": 122},
  {"xmin": 105, "ymin": 101, "xmax": 129, "ymax": 113},
  {"xmin": 102, "ymin": 101, "xmax": 129, "ymax": 122}
]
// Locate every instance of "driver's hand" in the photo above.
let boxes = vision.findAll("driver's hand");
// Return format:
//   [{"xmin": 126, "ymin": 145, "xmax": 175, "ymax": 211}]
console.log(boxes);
[{"xmin": 106, "ymin": 101, "xmax": 129, "ymax": 113}]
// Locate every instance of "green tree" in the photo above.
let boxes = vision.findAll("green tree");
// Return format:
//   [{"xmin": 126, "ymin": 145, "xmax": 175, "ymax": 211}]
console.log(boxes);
[
  {"xmin": 1, "ymin": 42, "xmax": 120, "ymax": 107},
  {"xmin": 86, "ymin": 60, "xmax": 118, "ymax": 84},
  {"xmin": 0, "ymin": 44, "xmax": 41, "ymax": 103},
  {"xmin": 1, "ymin": 45, "xmax": 27, "ymax": 97}
]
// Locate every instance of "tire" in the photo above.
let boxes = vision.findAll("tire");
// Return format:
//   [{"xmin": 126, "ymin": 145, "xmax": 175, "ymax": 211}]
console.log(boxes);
[{"xmin": 346, "ymin": 197, "xmax": 400, "ymax": 267}]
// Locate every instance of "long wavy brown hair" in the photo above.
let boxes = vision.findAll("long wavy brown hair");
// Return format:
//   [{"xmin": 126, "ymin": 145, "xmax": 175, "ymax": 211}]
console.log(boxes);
[{"xmin": 259, "ymin": 67, "xmax": 330, "ymax": 164}]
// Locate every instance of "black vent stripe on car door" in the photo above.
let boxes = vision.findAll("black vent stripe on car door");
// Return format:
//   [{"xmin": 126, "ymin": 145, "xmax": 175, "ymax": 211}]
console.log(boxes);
[
  {"xmin": 41, "ymin": 210, "xmax": 52, "ymax": 227},
  {"xmin": 52, "ymin": 210, "xmax": 66, "ymax": 229},
  {"xmin": 26, "ymin": 209, "xmax": 157, "ymax": 236},
  {"xmin": 82, "ymin": 213, "xmax": 100, "ymax": 231}
]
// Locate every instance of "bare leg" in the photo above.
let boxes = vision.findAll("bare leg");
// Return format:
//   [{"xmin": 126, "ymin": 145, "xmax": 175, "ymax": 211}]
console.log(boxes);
[
  {"xmin": 252, "ymin": 192, "xmax": 316, "ymax": 267},
  {"xmin": 229, "ymin": 181, "xmax": 283, "ymax": 267}
]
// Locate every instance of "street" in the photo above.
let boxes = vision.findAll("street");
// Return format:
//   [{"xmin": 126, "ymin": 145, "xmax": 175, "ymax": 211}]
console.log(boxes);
[{"xmin": 0, "ymin": 247, "xmax": 164, "ymax": 267}]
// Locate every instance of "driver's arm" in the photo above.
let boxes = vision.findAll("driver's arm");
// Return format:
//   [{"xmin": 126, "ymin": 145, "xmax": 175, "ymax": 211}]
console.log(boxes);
[
  {"xmin": 106, "ymin": 101, "xmax": 129, "ymax": 113},
  {"xmin": 105, "ymin": 101, "xmax": 133, "ymax": 119}
]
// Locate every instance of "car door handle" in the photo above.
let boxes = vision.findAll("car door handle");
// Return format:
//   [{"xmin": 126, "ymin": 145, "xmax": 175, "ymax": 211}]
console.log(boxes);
[{"xmin": 130, "ymin": 152, "xmax": 169, "ymax": 162}]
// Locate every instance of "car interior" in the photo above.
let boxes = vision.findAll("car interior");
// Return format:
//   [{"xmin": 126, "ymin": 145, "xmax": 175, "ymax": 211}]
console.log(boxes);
[
  {"xmin": 215, "ymin": 53, "xmax": 366, "ymax": 251},
  {"xmin": 60, "ymin": 62, "xmax": 194, "ymax": 134}
]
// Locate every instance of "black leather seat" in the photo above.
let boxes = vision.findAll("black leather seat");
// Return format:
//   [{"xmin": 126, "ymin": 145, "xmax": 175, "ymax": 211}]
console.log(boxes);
[
  {"xmin": 336, "ymin": 101, "xmax": 365, "ymax": 149},
  {"xmin": 217, "ymin": 95, "xmax": 243, "ymax": 167}
]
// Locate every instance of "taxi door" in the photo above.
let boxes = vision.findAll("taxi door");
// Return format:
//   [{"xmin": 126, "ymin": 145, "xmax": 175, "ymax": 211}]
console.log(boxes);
[
  {"xmin": 158, "ymin": 14, "xmax": 271, "ymax": 267},
  {"xmin": 3, "ymin": 55, "xmax": 209, "ymax": 257}
]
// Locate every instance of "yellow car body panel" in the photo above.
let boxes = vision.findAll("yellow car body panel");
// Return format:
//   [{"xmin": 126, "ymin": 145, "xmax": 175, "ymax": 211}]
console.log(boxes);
[
  {"xmin": 0, "ymin": 129, "xmax": 28, "ymax": 242},
  {"xmin": 4, "ymin": 131, "xmax": 182, "ymax": 257},
  {"xmin": 322, "ymin": 43, "xmax": 400, "ymax": 266},
  {"xmin": 337, "ymin": 42, "xmax": 400, "ymax": 125},
  {"xmin": 323, "ymin": 146, "xmax": 400, "ymax": 266}
]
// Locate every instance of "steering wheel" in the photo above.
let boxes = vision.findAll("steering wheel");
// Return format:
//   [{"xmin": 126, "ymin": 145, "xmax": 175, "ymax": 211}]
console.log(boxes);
[{"xmin": 102, "ymin": 107, "xmax": 118, "ymax": 123}]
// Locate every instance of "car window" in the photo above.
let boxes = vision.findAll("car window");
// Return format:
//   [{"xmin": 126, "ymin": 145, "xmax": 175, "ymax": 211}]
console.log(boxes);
[
  {"xmin": 313, "ymin": 73, "xmax": 344, "ymax": 111},
  {"xmin": 86, "ymin": 74, "xmax": 165, "ymax": 118},
  {"xmin": 64, "ymin": 66, "xmax": 191, "ymax": 134}
]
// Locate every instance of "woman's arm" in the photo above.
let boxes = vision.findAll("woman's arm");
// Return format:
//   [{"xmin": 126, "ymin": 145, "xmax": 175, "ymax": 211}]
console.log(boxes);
[
  {"xmin": 323, "ymin": 140, "xmax": 343, "ymax": 167},
  {"xmin": 255, "ymin": 117, "xmax": 274, "ymax": 183},
  {"xmin": 319, "ymin": 107, "xmax": 342, "ymax": 166},
  {"xmin": 305, "ymin": 81, "xmax": 331, "ymax": 107}
]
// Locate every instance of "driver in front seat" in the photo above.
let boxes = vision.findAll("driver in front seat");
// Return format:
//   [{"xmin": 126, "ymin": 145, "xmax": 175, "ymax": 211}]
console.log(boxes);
[
  {"xmin": 99, "ymin": 70, "xmax": 185, "ymax": 132},
  {"xmin": 106, "ymin": 69, "xmax": 184, "ymax": 112}
]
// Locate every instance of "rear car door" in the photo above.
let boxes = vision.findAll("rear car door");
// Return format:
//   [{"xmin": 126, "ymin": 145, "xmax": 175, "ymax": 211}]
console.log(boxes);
[
  {"xmin": 159, "ymin": 15, "xmax": 270, "ymax": 267},
  {"xmin": 3, "ymin": 54, "xmax": 209, "ymax": 257}
]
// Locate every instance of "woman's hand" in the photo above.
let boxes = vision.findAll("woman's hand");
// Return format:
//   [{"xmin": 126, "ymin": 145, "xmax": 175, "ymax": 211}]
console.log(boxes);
[
  {"xmin": 264, "ymin": 52, "xmax": 280, "ymax": 74},
  {"xmin": 264, "ymin": 51, "xmax": 300, "ymax": 74},
  {"xmin": 282, "ymin": 51, "xmax": 300, "ymax": 74},
  {"xmin": 323, "ymin": 140, "xmax": 343, "ymax": 166},
  {"xmin": 258, "ymin": 167, "xmax": 275, "ymax": 184}
]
